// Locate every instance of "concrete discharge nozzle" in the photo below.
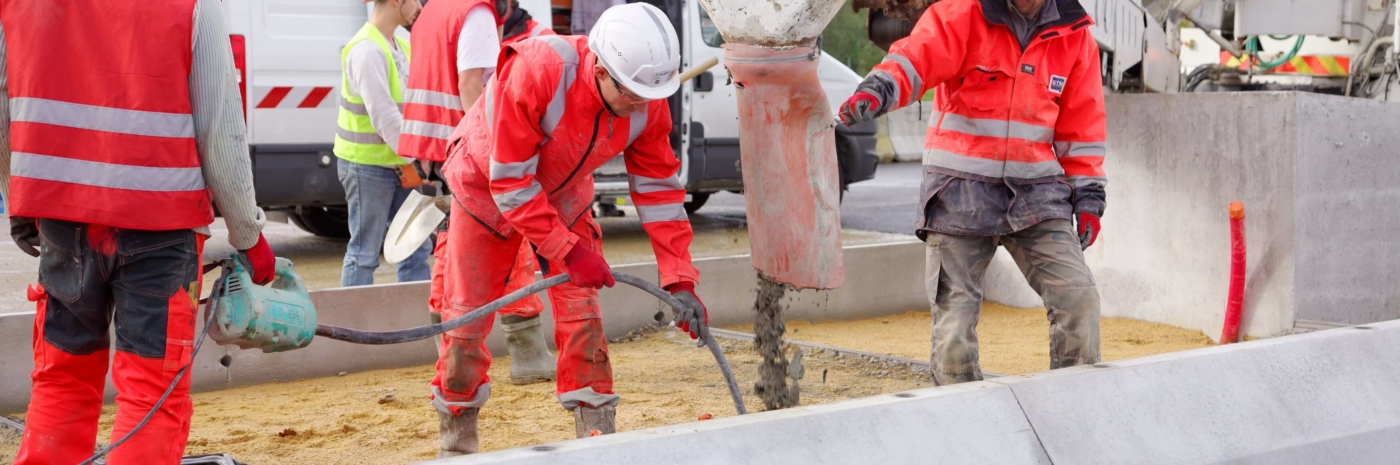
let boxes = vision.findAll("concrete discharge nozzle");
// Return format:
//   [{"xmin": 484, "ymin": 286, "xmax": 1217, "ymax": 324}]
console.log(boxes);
[{"xmin": 699, "ymin": 0, "xmax": 846, "ymax": 289}]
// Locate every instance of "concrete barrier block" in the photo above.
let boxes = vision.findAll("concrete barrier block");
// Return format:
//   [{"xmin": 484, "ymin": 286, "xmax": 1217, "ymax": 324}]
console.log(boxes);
[
  {"xmin": 423, "ymin": 381, "xmax": 1050, "ymax": 465},
  {"xmin": 992, "ymin": 320, "xmax": 1400, "ymax": 465}
]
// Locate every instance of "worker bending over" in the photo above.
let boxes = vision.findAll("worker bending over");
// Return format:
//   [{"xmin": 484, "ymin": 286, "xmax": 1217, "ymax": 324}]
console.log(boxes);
[
  {"xmin": 1, "ymin": 0, "xmax": 274, "ymax": 462},
  {"xmin": 335, "ymin": 0, "xmax": 433, "ymax": 287},
  {"xmin": 431, "ymin": 3, "xmax": 707, "ymax": 456},
  {"xmin": 404, "ymin": 0, "xmax": 558, "ymax": 384},
  {"xmin": 840, "ymin": 0, "xmax": 1107, "ymax": 385}
]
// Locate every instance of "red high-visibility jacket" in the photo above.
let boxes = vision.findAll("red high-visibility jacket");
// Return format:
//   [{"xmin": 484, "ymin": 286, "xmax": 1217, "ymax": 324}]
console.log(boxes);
[
  {"xmin": 502, "ymin": 19, "xmax": 555, "ymax": 46},
  {"xmin": 444, "ymin": 35, "xmax": 697, "ymax": 287},
  {"xmin": 3, "ymin": 0, "xmax": 214, "ymax": 231},
  {"xmin": 401, "ymin": 0, "xmax": 497, "ymax": 162},
  {"xmin": 868, "ymin": 0, "xmax": 1107, "ymax": 235}
]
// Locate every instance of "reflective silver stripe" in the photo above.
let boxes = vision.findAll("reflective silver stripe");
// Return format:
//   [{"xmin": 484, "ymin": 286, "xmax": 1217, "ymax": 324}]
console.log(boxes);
[
  {"xmin": 13, "ymin": 152, "xmax": 205, "ymax": 192},
  {"xmin": 935, "ymin": 111, "xmax": 1054, "ymax": 143},
  {"xmin": 636, "ymin": 203, "xmax": 687, "ymax": 224},
  {"xmin": 1067, "ymin": 176, "xmax": 1107, "ymax": 189},
  {"xmin": 485, "ymin": 81, "xmax": 496, "ymax": 124},
  {"xmin": 1055, "ymin": 141, "xmax": 1107, "ymax": 158},
  {"xmin": 529, "ymin": 23, "xmax": 548, "ymax": 38},
  {"xmin": 640, "ymin": 6, "xmax": 674, "ymax": 59},
  {"xmin": 538, "ymin": 36, "xmax": 580, "ymax": 140},
  {"xmin": 402, "ymin": 120, "xmax": 454, "ymax": 140},
  {"xmin": 11, "ymin": 97, "xmax": 194, "ymax": 138},
  {"xmin": 628, "ymin": 108, "xmax": 648, "ymax": 145},
  {"xmin": 490, "ymin": 155, "xmax": 540, "ymax": 180},
  {"xmin": 405, "ymin": 89, "xmax": 464, "ymax": 111},
  {"xmin": 628, "ymin": 173, "xmax": 683, "ymax": 194},
  {"xmin": 494, "ymin": 182, "xmax": 543, "ymax": 212},
  {"xmin": 882, "ymin": 54, "xmax": 922, "ymax": 106},
  {"xmin": 340, "ymin": 97, "xmax": 369, "ymax": 115},
  {"xmin": 336, "ymin": 127, "xmax": 386, "ymax": 145},
  {"xmin": 922, "ymin": 148, "xmax": 1064, "ymax": 179}
]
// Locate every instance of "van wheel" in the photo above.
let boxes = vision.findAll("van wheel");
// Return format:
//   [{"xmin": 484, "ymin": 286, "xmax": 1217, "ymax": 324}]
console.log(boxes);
[
  {"xmin": 291, "ymin": 206, "xmax": 351, "ymax": 238},
  {"xmin": 684, "ymin": 192, "xmax": 711, "ymax": 214}
]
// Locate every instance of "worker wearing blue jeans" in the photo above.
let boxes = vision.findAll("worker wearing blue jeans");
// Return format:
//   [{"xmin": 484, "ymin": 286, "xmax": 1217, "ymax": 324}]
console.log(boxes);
[
  {"xmin": 333, "ymin": 0, "xmax": 432, "ymax": 286},
  {"xmin": 338, "ymin": 159, "xmax": 432, "ymax": 286}
]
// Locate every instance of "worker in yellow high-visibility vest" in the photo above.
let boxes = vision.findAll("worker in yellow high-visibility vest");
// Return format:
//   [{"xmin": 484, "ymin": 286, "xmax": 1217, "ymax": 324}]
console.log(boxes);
[{"xmin": 334, "ymin": 0, "xmax": 432, "ymax": 287}]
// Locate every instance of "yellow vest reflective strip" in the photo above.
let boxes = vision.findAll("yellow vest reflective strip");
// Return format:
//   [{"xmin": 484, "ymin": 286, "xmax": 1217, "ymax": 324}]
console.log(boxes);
[
  {"xmin": 334, "ymin": 22, "xmax": 412, "ymax": 166},
  {"xmin": 13, "ymin": 152, "xmax": 205, "ymax": 191}
]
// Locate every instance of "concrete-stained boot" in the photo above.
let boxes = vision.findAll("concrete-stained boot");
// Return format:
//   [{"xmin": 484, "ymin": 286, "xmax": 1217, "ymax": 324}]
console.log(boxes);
[
  {"xmin": 502, "ymin": 314, "xmax": 557, "ymax": 384},
  {"xmin": 437, "ymin": 408, "xmax": 480, "ymax": 458},
  {"xmin": 572, "ymin": 404, "xmax": 617, "ymax": 438}
]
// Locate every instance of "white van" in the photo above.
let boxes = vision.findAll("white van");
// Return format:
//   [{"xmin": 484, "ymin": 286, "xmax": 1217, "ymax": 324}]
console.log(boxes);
[{"xmin": 223, "ymin": 0, "xmax": 879, "ymax": 237}]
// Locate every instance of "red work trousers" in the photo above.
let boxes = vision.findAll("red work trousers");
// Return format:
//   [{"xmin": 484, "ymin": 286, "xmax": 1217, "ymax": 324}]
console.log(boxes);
[
  {"xmin": 430, "ymin": 200, "xmax": 613, "ymax": 408},
  {"xmin": 17, "ymin": 220, "xmax": 205, "ymax": 465},
  {"xmin": 428, "ymin": 220, "xmax": 544, "ymax": 322}
]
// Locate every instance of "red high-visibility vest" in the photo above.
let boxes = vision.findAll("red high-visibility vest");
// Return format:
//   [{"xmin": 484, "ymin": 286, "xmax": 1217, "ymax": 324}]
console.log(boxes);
[
  {"xmin": 2, "ymin": 0, "xmax": 214, "ymax": 231},
  {"xmin": 401, "ymin": 0, "xmax": 498, "ymax": 162}
]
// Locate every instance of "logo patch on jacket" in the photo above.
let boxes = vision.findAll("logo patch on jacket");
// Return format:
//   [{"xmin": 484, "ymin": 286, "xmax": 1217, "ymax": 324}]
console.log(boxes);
[
  {"xmin": 1049, "ymin": 75, "xmax": 1067, "ymax": 94},
  {"xmin": 1021, "ymin": 64, "xmax": 1035, "ymax": 74}
]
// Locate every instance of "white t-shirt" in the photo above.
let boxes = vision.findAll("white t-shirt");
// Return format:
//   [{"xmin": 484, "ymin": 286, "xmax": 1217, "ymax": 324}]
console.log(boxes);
[{"xmin": 457, "ymin": 6, "xmax": 500, "ymax": 81}]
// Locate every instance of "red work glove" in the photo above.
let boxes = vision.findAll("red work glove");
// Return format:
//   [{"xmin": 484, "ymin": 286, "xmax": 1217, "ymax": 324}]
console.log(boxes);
[
  {"xmin": 240, "ymin": 234, "xmax": 276, "ymax": 285},
  {"xmin": 562, "ymin": 242, "xmax": 614, "ymax": 289},
  {"xmin": 664, "ymin": 281, "xmax": 707, "ymax": 340},
  {"xmin": 838, "ymin": 91, "xmax": 881, "ymax": 127},
  {"xmin": 1076, "ymin": 212, "xmax": 1101, "ymax": 250}
]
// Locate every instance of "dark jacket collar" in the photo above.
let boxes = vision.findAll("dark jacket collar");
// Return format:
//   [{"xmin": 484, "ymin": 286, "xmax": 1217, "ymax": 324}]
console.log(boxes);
[{"xmin": 980, "ymin": 0, "xmax": 1089, "ymax": 30}]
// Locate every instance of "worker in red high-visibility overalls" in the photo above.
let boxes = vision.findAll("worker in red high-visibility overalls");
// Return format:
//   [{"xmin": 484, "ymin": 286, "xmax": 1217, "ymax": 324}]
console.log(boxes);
[
  {"xmin": 429, "ymin": 3, "xmax": 706, "ymax": 456},
  {"xmin": 403, "ymin": 0, "xmax": 559, "ymax": 386},
  {"xmin": 500, "ymin": 0, "xmax": 556, "ymax": 46},
  {"xmin": 1, "ymin": 0, "xmax": 275, "ymax": 462},
  {"xmin": 839, "ymin": 0, "xmax": 1107, "ymax": 386}
]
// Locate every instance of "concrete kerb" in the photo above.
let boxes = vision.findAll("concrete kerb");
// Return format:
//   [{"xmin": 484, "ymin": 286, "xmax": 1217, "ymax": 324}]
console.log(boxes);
[
  {"xmin": 424, "ymin": 320, "xmax": 1400, "ymax": 465},
  {"xmin": 0, "ymin": 240, "xmax": 927, "ymax": 413},
  {"xmin": 421, "ymin": 380, "xmax": 1050, "ymax": 465}
]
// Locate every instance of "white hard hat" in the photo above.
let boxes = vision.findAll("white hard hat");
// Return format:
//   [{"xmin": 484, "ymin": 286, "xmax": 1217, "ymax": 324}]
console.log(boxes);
[{"xmin": 588, "ymin": 3, "xmax": 681, "ymax": 101}]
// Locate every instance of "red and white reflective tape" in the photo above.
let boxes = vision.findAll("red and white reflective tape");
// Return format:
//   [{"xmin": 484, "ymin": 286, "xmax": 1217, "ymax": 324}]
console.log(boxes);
[{"xmin": 251, "ymin": 86, "xmax": 336, "ymax": 109}]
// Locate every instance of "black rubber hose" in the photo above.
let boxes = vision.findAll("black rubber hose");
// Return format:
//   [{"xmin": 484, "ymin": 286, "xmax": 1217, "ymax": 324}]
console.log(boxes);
[{"xmin": 315, "ymin": 271, "xmax": 748, "ymax": 415}]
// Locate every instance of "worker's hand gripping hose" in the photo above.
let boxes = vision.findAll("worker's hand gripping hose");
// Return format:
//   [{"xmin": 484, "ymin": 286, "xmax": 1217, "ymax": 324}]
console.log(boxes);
[
  {"xmin": 80, "ymin": 261, "xmax": 235, "ymax": 465},
  {"xmin": 315, "ymin": 271, "xmax": 747, "ymax": 415}
]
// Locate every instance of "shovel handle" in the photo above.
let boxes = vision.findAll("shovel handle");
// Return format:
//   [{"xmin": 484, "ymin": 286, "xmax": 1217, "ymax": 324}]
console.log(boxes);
[{"xmin": 680, "ymin": 57, "xmax": 720, "ymax": 84}]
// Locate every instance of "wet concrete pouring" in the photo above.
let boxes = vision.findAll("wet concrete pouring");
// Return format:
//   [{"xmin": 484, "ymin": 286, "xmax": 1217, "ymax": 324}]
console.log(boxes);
[{"xmin": 752, "ymin": 275, "xmax": 802, "ymax": 410}]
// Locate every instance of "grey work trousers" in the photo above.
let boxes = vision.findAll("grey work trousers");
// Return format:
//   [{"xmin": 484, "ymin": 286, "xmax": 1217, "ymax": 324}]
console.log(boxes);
[{"xmin": 924, "ymin": 218, "xmax": 1102, "ymax": 385}]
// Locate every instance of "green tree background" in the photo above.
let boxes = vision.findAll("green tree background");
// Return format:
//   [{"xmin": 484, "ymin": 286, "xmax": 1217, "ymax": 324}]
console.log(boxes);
[{"xmin": 822, "ymin": 6, "xmax": 886, "ymax": 76}]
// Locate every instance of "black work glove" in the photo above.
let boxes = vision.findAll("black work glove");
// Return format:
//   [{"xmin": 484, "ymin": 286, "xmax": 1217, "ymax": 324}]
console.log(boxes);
[{"xmin": 10, "ymin": 216, "xmax": 40, "ymax": 257}]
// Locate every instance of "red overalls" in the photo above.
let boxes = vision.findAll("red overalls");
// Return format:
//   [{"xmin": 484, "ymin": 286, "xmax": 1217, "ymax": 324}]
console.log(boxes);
[{"xmin": 432, "ymin": 35, "xmax": 696, "ymax": 411}]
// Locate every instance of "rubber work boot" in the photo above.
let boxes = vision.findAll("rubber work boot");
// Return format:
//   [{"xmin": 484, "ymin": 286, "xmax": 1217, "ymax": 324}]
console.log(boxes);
[
  {"xmin": 437, "ymin": 408, "xmax": 480, "ymax": 458},
  {"xmin": 502, "ymin": 314, "xmax": 557, "ymax": 384},
  {"xmin": 572, "ymin": 404, "xmax": 617, "ymax": 438}
]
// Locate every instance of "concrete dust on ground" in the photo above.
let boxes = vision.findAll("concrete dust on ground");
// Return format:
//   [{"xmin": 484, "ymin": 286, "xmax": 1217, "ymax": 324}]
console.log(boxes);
[
  {"xmin": 0, "ymin": 327, "xmax": 929, "ymax": 463},
  {"xmin": 0, "ymin": 421, "xmax": 17, "ymax": 463},
  {"xmin": 737, "ymin": 302, "xmax": 1215, "ymax": 376}
]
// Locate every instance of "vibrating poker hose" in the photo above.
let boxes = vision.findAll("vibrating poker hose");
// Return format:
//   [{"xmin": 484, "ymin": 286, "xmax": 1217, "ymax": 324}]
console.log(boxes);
[{"xmin": 314, "ymin": 271, "xmax": 748, "ymax": 415}]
